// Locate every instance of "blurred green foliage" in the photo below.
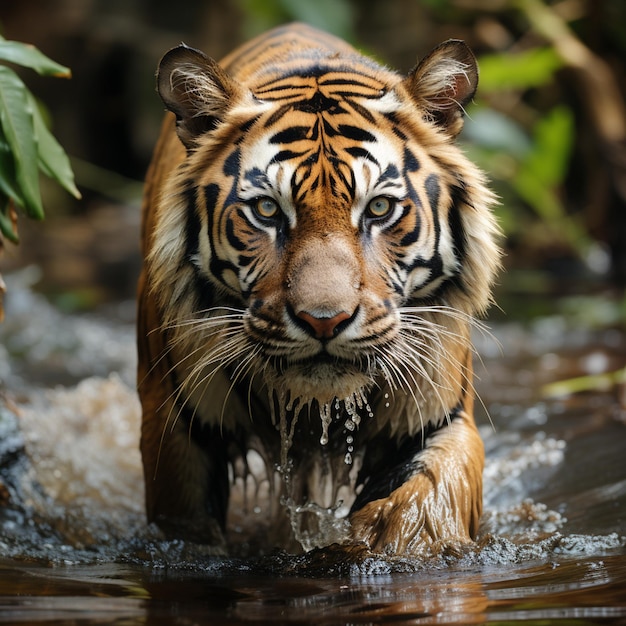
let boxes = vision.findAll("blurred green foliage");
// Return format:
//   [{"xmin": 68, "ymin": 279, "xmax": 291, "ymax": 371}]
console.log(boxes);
[
  {"xmin": 463, "ymin": 82, "xmax": 585, "ymax": 251},
  {"xmin": 422, "ymin": 1, "xmax": 625, "ymax": 276},
  {"xmin": 237, "ymin": 0, "xmax": 621, "ymax": 267},
  {"xmin": 239, "ymin": 0, "xmax": 355, "ymax": 40},
  {"xmin": 477, "ymin": 47, "xmax": 563, "ymax": 91}
]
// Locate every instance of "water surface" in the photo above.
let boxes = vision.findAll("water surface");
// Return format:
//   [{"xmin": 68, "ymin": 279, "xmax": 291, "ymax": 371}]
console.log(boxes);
[{"xmin": 1, "ymin": 271, "xmax": 625, "ymax": 624}]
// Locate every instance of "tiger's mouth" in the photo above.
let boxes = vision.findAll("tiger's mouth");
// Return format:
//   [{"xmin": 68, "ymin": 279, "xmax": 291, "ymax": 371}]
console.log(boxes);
[
  {"xmin": 271, "ymin": 350, "xmax": 373, "ymax": 375},
  {"xmin": 266, "ymin": 350, "xmax": 376, "ymax": 405}
]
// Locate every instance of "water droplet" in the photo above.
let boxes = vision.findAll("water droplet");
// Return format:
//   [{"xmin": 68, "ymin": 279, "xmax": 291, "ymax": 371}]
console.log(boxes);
[
  {"xmin": 346, "ymin": 435, "xmax": 353, "ymax": 445},
  {"xmin": 319, "ymin": 401, "xmax": 332, "ymax": 446},
  {"xmin": 286, "ymin": 395, "xmax": 295, "ymax": 412},
  {"xmin": 268, "ymin": 386, "xmax": 301, "ymax": 478},
  {"xmin": 344, "ymin": 452, "xmax": 353, "ymax": 465}
]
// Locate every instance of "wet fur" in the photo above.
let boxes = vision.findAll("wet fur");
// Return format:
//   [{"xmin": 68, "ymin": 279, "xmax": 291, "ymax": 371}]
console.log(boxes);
[{"xmin": 138, "ymin": 23, "xmax": 500, "ymax": 554}]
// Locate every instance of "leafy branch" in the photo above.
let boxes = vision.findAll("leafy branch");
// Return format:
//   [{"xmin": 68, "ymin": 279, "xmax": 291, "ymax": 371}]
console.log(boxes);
[
  {"xmin": 0, "ymin": 36, "xmax": 80, "ymax": 245},
  {"xmin": 0, "ymin": 36, "xmax": 80, "ymax": 320}
]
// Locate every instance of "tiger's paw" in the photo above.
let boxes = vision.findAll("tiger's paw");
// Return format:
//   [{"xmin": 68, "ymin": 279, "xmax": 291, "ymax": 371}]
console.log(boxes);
[{"xmin": 349, "ymin": 473, "xmax": 471, "ymax": 556}]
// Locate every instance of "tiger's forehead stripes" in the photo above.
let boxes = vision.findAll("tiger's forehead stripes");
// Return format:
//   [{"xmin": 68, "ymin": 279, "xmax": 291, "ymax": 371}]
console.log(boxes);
[
  {"xmin": 234, "ymin": 69, "xmax": 408, "ymax": 216},
  {"xmin": 253, "ymin": 68, "xmax": 388, "ymax": 102}
]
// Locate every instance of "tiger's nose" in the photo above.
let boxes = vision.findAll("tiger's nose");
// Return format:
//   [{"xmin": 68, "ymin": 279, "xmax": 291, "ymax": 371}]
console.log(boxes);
[{"xmin": 296, "ymin": 310, "xmax": 353, "ymax": 340}]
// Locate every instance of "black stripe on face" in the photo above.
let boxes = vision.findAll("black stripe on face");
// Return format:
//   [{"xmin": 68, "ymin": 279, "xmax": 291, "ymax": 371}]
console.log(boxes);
[
  {"xmin": 223, "ymin": 147, "xmax": 242, "ymax": 210},
  {"xmin": 244, "ymin": 167, "xmax": 270, "ymax": 188},
  {"xmin": 441, "ymin": 182, "xmax": 470, "ymax": 297},
  {"xmin": 448, "ymin": 184, "xmax": 467, "ymax": 264},
  {"xmin": 225, "ymin": 217, "xmax": 247, "ymax": 252},
  {"xmin": 204, "ymin": 182, "xmax": 221, "ymax": 270},
  {"xmin": 183, "ymin": 184, "xmax": 200, "ymax": 265},
  {"xmin": 204, "ymin": 183, "xmax": 220, "ymax": 224},
  {"xmin": 378, "ymin": 164, "xmax": 400, "ymax": 183},
  {"xmin": 424, "ymin": 173, "xmax": 440, "ymax": 213},
  {"xmin": 344, "ymin": 99, "xmax": 376, "ymax": 124},
  {"xmin": 404, "ymin": 147, "xmax": 420, "ymax": 173},
  {"xmin": 337, "ymin": 124, "xmax": 376, "ymax": 143},
  {"xmin": 274, "ymin": 149, "xmax": 307, "ymax": 162},
  {"xmin": 318, "ymin": 74, "xmax": 382, "ymax": 89},
  {"xmin": 399, "ymin": 217, "xmax": 420, "ymax": 247},
  {"xmin": 425, "ymin": 174, "xmax": 442, "ymax": 275},
  {"xmin": 223, "ymin": 148, "xmax": 240, "ymax": 178},
  {"xmin": 181, "ymin": 184, "xmax": 215, "ymax": 311},
  {"xmin": 396, "ymin": 172, "xmax": 445, "ymax": 286},
  {"xmin": 296, "ymin": 91, "xmax": 341, "ymax": 115},
  {"xmin": 345, "ymin": 146, "xmax": 379, "ymax": 165},
  {"xmin": 264, "ymin": 104, "xmax": 297, "ymax": 127},
  {"xmin": 270, "ymin": 125, "xmax": 319, "ymax": 144},
  {"xmin": 204, "ymin": 183, "xmax": 239, "ymax": 289}
]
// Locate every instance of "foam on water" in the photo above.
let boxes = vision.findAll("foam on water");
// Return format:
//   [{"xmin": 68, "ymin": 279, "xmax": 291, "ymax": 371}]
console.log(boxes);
[{"xmin": 1, "ymin": 372, "xmax": 622, "ymax": 568}]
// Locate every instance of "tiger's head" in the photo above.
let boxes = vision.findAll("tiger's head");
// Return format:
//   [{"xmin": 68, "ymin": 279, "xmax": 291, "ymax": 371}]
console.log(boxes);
[{"xmin": 148, "ymin": 38, "xmax": 500, "ymax": 429}]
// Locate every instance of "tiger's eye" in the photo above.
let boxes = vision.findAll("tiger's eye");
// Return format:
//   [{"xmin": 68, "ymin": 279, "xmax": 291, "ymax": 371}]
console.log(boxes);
[
  {"xmin": 254, "ymin": 197, "xmax": 279, "ymax": 219},
  {"xmin": 366, "ymin": 196, "xmax": 393, "ymax": 219}
]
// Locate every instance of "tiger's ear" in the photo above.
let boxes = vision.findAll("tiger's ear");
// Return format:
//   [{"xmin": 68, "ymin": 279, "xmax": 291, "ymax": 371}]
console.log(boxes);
[
  {"xmin": 401, "ymin": 40, "xmax": 478, "ymax": 137},
  {"xmin": 157, "ymin": 44, "xmax": 241, "ymax": 149}
]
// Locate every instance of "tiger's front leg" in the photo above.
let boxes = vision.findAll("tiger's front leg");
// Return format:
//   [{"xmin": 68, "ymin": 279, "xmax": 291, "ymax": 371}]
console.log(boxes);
[
  {"xmin": 349, "ymin": 410, "xmax": 484, "ymax": 555},
  {"xmin": 137, "ymin": 278, "xmax": 229, "ymax": 552}
]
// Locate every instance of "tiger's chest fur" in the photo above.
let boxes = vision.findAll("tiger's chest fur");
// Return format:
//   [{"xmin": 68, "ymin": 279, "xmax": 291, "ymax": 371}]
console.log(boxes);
[{"xmin": 138, "ymin": 23, "xmax": 500, "ymax": 555}]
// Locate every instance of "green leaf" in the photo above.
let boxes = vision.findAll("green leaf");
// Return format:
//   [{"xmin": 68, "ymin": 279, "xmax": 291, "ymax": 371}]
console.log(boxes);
[
  {"xmin": 510, "ymin": 105, "xmax": 587, "ymax": 251},
  {"xmin": 0, "ymin": 65, "xmax": 43, "ymax": 220},
  {"xmin": 525, "ymin": 105, "xmax": 574, "ymax": 187},
  {"xmin": 0, "ymin": 37, "xmax": 71, "ymax": 78},
  {"xmin": 512, "ymin": 167, "xmax": 563, "ymax": 222},
  {"xmin": 478, "ymin": 47, "xmax": 564, "ymax": 92},
  {"xmin": 0, "ymin": 193, "xmax": 19, "ymax": 243},
  {"xmin": 26, "ymin": 91, "xmax": 81, "ymax": 199},
  {"xmin": 512, "ymin": 106, "xmax": 574, "ymax": 219},
  {"xmin": 0, "ymin": 129, "xmax": 23, "ymax": 206}
]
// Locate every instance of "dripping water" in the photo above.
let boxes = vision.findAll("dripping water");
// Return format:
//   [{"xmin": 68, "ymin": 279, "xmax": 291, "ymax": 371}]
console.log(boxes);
[{"xmin": 264, "ymin": 383, "xmax": 378, "ymax": 550}]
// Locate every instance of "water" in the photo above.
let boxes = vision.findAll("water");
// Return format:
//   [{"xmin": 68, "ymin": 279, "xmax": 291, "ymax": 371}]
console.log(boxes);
[{"xmin": 1, "ymin": 269, "xmax": 625, "ymax": 624}]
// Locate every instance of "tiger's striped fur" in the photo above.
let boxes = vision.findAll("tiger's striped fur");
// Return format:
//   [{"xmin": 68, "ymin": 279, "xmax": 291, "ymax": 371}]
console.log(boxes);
[{"xmin": 138, "ymin": 23, "xmax": 501, "ymax": 555}]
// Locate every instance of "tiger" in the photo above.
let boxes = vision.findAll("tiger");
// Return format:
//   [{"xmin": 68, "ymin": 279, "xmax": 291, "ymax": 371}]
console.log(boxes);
[{"xmin": 137, "ymin": 22, "xmax": 501, "ymax": 556}]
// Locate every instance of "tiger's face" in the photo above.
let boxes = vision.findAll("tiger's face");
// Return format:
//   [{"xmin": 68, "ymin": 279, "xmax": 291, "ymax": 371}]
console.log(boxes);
[
  {"xmin": 212, "ymin": 110, "xmax": 459, "ymax": 403},
  {"xmin": 150, "ymin": 40, "xmax": 500, "ymax": 426}
]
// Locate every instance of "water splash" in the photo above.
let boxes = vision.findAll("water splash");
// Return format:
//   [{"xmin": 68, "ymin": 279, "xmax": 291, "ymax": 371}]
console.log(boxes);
[
  {"xmin": 282, "ymin": 499, "xmax": 351, "ymax": 552},
  {"xmin": 2, "ymin": 275, "xmax": 625, "ymax": 569},
  {"xmin": 264, "ymin": 383, "xmax": 377, "ymax": 550}
]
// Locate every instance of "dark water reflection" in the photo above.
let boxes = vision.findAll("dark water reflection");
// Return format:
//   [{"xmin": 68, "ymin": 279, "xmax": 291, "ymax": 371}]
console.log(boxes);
[
  {"xmin": 0, "ymin": 272, "xmax": 625, "ymax": 624},
  {"xmin": 0, "ymin": 555, "xmax": 625, "ymax": 624}
]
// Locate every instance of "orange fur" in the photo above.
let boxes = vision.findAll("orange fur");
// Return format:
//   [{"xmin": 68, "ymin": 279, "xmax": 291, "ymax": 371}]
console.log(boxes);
[{"xmin": 138, "ymin": 24, "xmax": 500, "ymax": 555}]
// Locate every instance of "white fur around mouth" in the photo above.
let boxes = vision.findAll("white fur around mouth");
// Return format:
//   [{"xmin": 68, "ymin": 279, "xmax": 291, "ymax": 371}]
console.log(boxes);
[
  {"xmin": 268, "ymin": 358, "xmax": 374, "ymax": 406},
  {"xmin": 266, "ymin": 363, "xmax": 374, "ymax": 466}
]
